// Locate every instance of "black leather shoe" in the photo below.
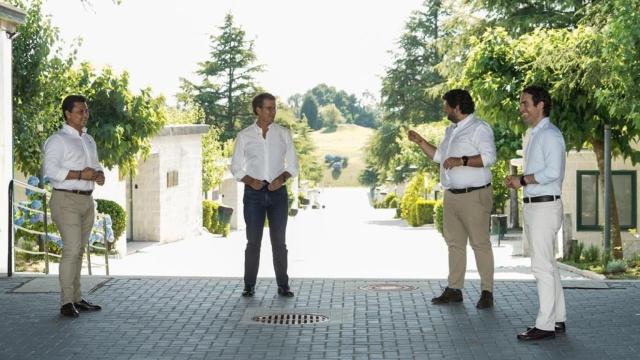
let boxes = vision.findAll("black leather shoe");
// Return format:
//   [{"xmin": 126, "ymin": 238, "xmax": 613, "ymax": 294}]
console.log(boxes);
[
  {"xmin": 73, "ymin": 299, "xmax": 102, "ymax": 311},
  {"xmin": 277, "ymin": 286, "xmax": 294, "ymax": 297},
  {"xmin": 60, "ymin": 303, "xmax": 79, "ymax": 318},
  {"xmin": 476, "ymin": 290, "xmax": 494, "ymax": 309},
  {"xmin": 241, "ymin": 286, "xmax": 255, "ymax": 297},
  {"xmin": 517, "ymin": 327, "xmax": 555, "ymax": 341},
  {"xmin": 528, "ymin": 322, "xmax": 565, "ymax": 334},
  {"xmin": 431, "ymin": 287, "xmax": 463, "ymax": 304}
]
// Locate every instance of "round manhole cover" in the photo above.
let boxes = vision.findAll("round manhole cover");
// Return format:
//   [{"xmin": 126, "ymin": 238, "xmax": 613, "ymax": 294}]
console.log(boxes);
[
  {"xmin": 359, "ymin": 284, "xmax": 418, "ymax": 291},
  {"xmin": 252, "ymin": 313, "xmax": 329, "ymax": 325}
]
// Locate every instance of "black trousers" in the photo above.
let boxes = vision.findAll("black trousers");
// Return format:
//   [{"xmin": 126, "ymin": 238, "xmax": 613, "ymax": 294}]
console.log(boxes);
[{"xmin": 243, "ymin": 184, "xmax": 289, "ymax": 288}]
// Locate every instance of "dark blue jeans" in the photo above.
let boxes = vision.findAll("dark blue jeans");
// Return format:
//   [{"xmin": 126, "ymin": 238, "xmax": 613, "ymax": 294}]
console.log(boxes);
[{"xmin": 243, "ymin": 184, "xmax": 289, "ymax": 289}]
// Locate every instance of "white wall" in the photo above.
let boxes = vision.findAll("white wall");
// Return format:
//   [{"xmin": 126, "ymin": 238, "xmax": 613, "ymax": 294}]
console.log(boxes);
[
  {"xmin": 0, "ymin": 24, "xmax": 14, "ymax": 275},
  {"xmin": 128, "ymin": 126, "xmax": 207, "ymax": 243}
]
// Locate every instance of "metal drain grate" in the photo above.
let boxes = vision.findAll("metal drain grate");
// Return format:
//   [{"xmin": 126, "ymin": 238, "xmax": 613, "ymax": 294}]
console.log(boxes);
[
  {"xmin": 359, "ymin": 284, "xmax": 418, "ymax": 291},
  {"xmin": 252, "ymin": 313, "xmax": 329, "ymax": 325}
]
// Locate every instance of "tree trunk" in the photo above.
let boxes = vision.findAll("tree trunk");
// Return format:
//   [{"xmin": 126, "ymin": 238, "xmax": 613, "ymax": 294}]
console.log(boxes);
[
  {"xmin": 591, "ymin": 138, "xmax": 624, "ymax": 259},
  {"xmin": 509, "ymin": 164, "xmax": 520, "ymax": 229}
]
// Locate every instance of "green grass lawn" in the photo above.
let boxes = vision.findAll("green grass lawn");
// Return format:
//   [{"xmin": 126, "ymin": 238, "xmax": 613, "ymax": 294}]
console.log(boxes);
[{"xmin": 310, "ymin": 124, "xmax": 374, "ymax": 187}]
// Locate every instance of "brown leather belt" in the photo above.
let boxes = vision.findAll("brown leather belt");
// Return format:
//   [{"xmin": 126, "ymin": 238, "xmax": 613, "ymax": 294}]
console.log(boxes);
[
  {"xmin": 448, "ymin": 183, "xmax": 491, "ymax": 194},
  {"xmin": 54, "ymin": 188, "xmax": 93, "ymax": 196},
  {"xmin": 523, "ymin": 195, "xmax": 560, "ymax": 203}
]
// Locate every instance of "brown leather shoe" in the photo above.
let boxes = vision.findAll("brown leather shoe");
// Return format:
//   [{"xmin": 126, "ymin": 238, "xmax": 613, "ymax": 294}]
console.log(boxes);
[
  {"xmin": 431, "ymin": 287, "xmax": 463, "ymax": 304},
  {"xmin": 476, "ymin": 290, "xmax": 494, "ymax": 309},
  {"xmin": 60, "ymin": 303, "xmax": 79, "ymax": 318},
  {"xmin": 517, "ymin": 327, "xmax": 555, "ymax": 341},
  {"xmin": 528, "ymin": 322, "xmax": 565, "ymax": 334},
  {"xmin": 73, "ymin": 299, "xmax": 101, "ymax": 311}
]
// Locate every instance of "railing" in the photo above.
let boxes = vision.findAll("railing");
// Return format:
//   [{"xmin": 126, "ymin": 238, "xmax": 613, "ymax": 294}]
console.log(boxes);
[{"xmin": 8, "ymin": 179, "xmax": 113, "ymax": 276}]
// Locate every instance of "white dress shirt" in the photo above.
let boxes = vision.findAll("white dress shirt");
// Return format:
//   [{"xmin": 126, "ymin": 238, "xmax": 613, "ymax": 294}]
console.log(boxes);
[
  {"xmin": 433, "ymin": 114, "xmax": 496, "ymax": 189},
  {"xmin": 43, "ymin": 123, "xmax": 103, "ymax": 191},
  {"xmin": 230, "ymin": 121, "xmax": 299, "ymax": 183},
  {"xmin": 523, "ymin": 117, "xmax": 565, "ymax": 197}
]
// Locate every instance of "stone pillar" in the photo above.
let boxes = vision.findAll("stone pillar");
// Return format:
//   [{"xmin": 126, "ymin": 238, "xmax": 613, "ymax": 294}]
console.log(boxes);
[{"xmin": 1, "ymin": 7, "xmax": 26, "ymax": 275}]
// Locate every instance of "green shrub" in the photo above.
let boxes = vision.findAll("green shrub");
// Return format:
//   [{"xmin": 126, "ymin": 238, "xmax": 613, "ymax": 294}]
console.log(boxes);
[
  {"xmin": 95, "ymin": 199, "xmax": 126, "ymax": 240},
  {"xmin": 570, "ymin": 242, "xmax": 584, "ymax": 263},
  {"xmin": 415, "ymin": 199, "xmax": 437, "ymax": 226},
  {"xmin": 434, "ymin": 200, "xmax": 444, "ymax": 234},
  {"xmin": 202, "ymin": 200, "xmax": 217, "ymax": 232},
  {"xmin": 383, "ymin": 193, "xmax": 398, "ymax": 208},
  {"xmin": 582, "ymin": 244, "xmax": 601, "ymax": 263},
  {"xmin": 388, "ymin": 197, "xmax": 399, "ymax": 208},
  {"xmin": 400, "ymin": 173, "xmax": 424, "ymax": 221},
  {"xmin": 203, "ymin": 200, "xmax": 227, "ymax": 235},
  {"xmin": 605, "ymin": 259, "xmax": 627, "ymax": 274}
]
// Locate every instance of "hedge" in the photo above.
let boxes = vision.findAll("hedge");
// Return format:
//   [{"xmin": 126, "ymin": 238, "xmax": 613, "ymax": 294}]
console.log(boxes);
[
  {"xmin": 95, "ymin": 199, "xmax": 126, "ymax": 241},
  {"xmin": 202, "ymin": 200, "xmax": 230, "ymax": 237},
  {"xmin": 434, "ymin": 200, "xmax": 444, "ymax": 234}
]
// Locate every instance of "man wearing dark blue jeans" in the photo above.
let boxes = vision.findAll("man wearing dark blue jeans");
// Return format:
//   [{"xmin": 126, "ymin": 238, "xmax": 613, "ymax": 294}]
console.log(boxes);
[{"xmin": 230, "ymin": 92, "xmax": 299, "ymax": 297}]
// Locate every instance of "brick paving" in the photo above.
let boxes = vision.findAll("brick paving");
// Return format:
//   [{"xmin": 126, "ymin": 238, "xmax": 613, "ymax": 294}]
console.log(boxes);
[{"xmin": 1, "ymin": 276, "xmax": 639, "ymax": 360}]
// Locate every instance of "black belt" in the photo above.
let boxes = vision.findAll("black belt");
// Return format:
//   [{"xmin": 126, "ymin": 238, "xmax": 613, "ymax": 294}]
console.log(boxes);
[
  {"xmin": 448, "ymin": 183, "xmax": 491, "ymax": 194},
  {"xmin": 54, "ymin": 188, "xmax": 93, "ymax": 196},
  {"xmin": 523, "ymin": 195, "xmax": 560, "ymax": 203}
]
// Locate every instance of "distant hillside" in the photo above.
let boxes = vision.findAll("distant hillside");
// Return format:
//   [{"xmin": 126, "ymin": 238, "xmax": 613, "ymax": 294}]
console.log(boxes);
[{"xmin": 310, "ymin": 124, "xmax": 375, "ymax": 187}]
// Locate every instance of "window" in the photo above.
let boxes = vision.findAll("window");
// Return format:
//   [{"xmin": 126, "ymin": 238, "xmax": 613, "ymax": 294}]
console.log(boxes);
[
  {"xmin": 577, "ymin": 170, "xmax": 637, "ymax": 230},
  {"xmin": 167, "ymin": 170, "xmax": 179, "ymax": 188}
]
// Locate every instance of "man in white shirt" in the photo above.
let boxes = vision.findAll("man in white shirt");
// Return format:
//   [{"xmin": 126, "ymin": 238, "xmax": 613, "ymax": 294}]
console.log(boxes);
[
  {"xmin": 230, "ymin": 93, "xmax": 299, "ymax": 298},
  {"xmin": 43, "ymin": 95, "xmax": 105, "ymax": 317},
  {"xmin": 506, "ymin": 86, "xmax": 566, "ymax": 341},
  {"xmin": 408, "ymin": 89, "xmax": 497, "ymax": 309}
]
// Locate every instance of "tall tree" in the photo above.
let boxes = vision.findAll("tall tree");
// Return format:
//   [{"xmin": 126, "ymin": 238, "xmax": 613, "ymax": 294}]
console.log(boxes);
[
  {"xmin": 179, "ymin": 13, "xmax": 263, "ymax": 141},
  {"xmin": 11, "ymin": 0, "xmax": 77, "ymax": 176},
  {"xmin": 381, "ymin": 0, "xmax": 444, "ymax": 125},
  {"xmin": 456, "ymin": 0, "xmax": 640, "ymax": 258},
  {"xmin": 301, "ymin": 95, "xmax": 321, "ymax": 130},
  {"xmin": 71, "ymin": 64, "xmax": 166, "ymax": 176}
]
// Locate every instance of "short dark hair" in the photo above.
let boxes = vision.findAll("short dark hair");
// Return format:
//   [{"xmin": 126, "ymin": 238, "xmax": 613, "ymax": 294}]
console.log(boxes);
[
  {"xmin": 252, "ymin": 92, "xmax": 276, "ymax": 115},
  {"xmin": 442, "ymin": 89, "xmax": 475, "ymax": 114},
  {"xmin": 61, "ymin": 95, "xmax": 87, "ymax": 120},
  {"xmin": 522, "ymin": 86, "xmax": 552, "ymax": 116}
]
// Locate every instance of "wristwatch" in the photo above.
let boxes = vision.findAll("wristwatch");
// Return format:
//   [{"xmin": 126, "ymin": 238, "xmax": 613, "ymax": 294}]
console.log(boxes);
[
  {"xmin": 519, "ymin": 175, "xmax": 527, "ymax": 187},
  {"xmin": 461, "ymin": 156, "xmax": 469, "ymax": 166}
]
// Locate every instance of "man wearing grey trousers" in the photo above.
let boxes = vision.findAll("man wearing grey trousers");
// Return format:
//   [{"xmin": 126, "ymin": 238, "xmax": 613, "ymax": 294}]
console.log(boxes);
[{"xmin": 44, "ymin": 95, "xmax": 105, "ymax": 317}]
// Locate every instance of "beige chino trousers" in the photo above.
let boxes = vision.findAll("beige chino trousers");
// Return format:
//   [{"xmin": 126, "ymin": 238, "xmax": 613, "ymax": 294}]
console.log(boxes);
[
  {"xmin": 442, "ymin": 186, "xmax": 494, "ymax": 291},
  {"xmin": 50, "ymin": 190, "xmax": 95, "ymax": 305}
]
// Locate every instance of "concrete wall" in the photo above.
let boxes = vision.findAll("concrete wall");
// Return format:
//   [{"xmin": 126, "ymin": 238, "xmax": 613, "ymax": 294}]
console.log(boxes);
[
  {"xmin": 128, "ymin": 125, "xmax": 208, "ymax": 243},
  {"xmin": 1, "ymin": 4, "xmax": 26, "ymax": 275}
]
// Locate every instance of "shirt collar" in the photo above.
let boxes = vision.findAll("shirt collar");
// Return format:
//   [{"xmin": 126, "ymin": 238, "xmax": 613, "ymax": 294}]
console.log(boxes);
[
  {"xmin": 254, "ymin": 120, "xmax": 275, "ymax": 134},
  {"xmin": 62, "ymin": 123, "xmax": 87, "ymax": 137},
  {"xmin": 454, "ymin": 113, "xmax": 474, "ymax": 129},
  {"xmin": 531, "ymin": 117, "xmax": 550, "ymax": 135}
]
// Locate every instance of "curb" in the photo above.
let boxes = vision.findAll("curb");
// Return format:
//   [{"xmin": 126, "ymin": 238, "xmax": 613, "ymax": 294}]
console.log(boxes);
[{"xmin": 557, "ymin": 262, "xmax": 606, "ymax": 280}]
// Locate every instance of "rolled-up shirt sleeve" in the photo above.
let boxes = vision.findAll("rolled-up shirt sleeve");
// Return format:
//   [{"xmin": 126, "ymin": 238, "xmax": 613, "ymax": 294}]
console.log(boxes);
[
  {"xmin": 533, "ymin": 132, "xmax": 565, "ymax": 185},
  {"xmin": 473, "ymin": 124, "xmax": 497, "ymax": 167},
  {"xmin": 43, "ymin": 135, "xmax": 70, "ymax": 182},
  {"xmin": 283, "ymin": 130, "xmax": 299, "ymax": 178},
  {"xmin": 229, "ymin": 136, "xmax": 247, "ymax": 181}
]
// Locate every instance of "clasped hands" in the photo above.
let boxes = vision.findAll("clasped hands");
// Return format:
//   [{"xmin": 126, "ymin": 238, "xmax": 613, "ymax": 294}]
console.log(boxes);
[
  {"xmin": 80, "ymin": 167, "xmax": 105, "ymax": 185},
  {"xmin": 247, "ymin": 174, "xmax": 287, "ymax": 191}
]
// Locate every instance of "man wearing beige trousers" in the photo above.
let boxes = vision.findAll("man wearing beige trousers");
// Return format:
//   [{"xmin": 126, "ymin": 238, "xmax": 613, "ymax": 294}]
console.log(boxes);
[
  {"xmin": 408, "ymin": 89, "xmax": 496, "ymax": 309},
  {"xmin": 44, "ymin": 95, "xmax": 105, "ymax": 318}
]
